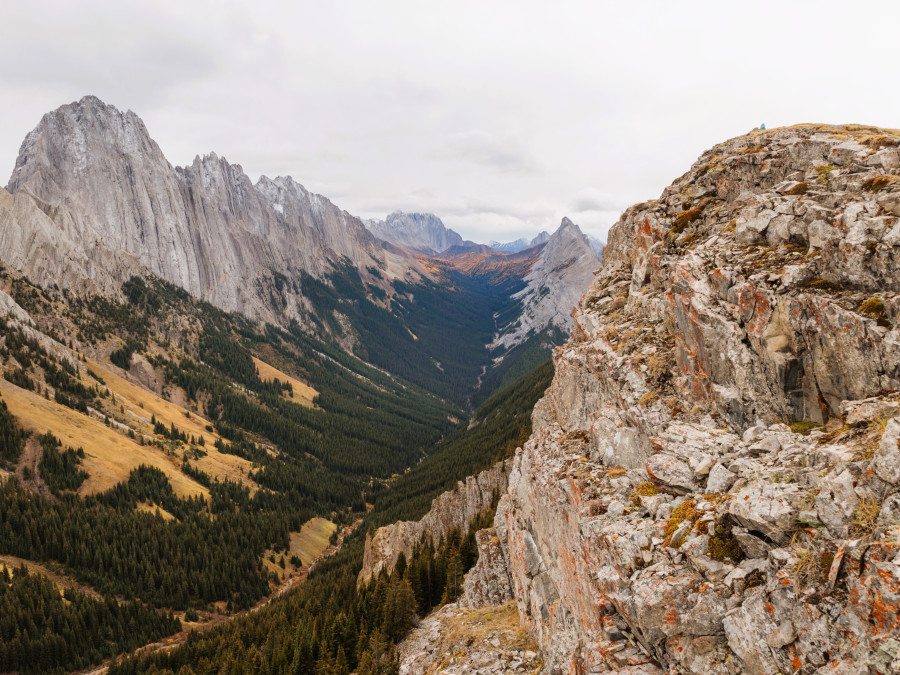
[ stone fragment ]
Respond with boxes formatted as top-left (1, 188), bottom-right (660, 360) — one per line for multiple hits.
top-left (706, 462), bottom-right (737, 494)
top-left (668, 521), bottom-right (692, 549)
top-left (735, 208), bottom-right (775, 243)
top-left (748, 434), bottom-right (781, 456)
top-left (640, 494), bottom-right (666, 518)
top-left (742, 425), bottom-right (765, 444)
top-left (691, 555), bottom-right (733, 582)
top-left (841, 397), bottom-right (900, 427)
top-left (724, 558), bottom-right (767, 592)
top-left (727, 483), bottom-right (799, 544)
top-left (732, 526), bottom-right (772, 559)
top-left (873, 419), bottom-right (900, 485)
top-left (815, 469), bottom-right (860, 538)
top-left (521, 530), bottom-right (546, 578)
top-left (680, 534), bottom-right (709, 558)
top-left (723, 590), bottom-right (795, 675)
top-left (645, 453), bottom-right (696, 493)
top-left (630, 567), bottom-right (729, 650)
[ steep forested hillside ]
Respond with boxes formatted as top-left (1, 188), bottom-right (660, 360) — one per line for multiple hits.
top-left (106, 357), bottom-right (552, 675)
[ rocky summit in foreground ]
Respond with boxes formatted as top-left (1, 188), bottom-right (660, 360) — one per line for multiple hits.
top-left (381, 124), bottom-right (900, 673)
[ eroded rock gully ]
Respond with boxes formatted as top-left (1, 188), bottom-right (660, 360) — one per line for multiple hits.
top-left (400, 125), bottom-right (900, 674)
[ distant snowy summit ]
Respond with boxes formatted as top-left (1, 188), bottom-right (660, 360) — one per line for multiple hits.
top-left (488, 231), bottom-right (550, 253)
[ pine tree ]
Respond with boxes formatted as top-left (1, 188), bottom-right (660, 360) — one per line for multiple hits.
top-left (442, 547), bottom-right (463, 604)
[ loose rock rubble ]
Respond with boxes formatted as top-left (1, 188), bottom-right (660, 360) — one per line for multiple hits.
top-left (397, 602), bottom-right (543, 675)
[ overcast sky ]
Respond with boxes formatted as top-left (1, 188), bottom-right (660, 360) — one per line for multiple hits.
top-left (1, 1), bottom-right (898, 243)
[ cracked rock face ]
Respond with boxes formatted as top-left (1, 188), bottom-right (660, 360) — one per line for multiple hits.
top-left (492, 125), bottom-right (900, 674)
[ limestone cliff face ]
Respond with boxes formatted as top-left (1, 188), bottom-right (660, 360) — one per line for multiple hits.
top-left (359, 460), bottom-right (512, 585)
top-left (492, 125), bottom-right (900, 673)
top-left (367, 211), bottom-right (464, 254)
top-left (3, 96), bottom-right (418, 320)
top-left (491, 218), bottom-right (600, 351)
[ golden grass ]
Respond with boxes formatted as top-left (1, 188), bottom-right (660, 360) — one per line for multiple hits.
top-left (433, 602), bottom-right (541, 672)
top-left (0, 378), bottom-right (208, 498)
top-left (193, 451), bottom-right (256, 491)
top-left (851, 496), bottom-right (880, 537)
top-left (262, 517), bottom-right (337, 582)
top-left (136, 501), bottom-right (176, 521)
top-left (88, 358), bottom-right (256, 491)
top-left (863, 175), bottom-right (900, 193)
top-left (290, 517), bottom-right (337, 563)
top-left (252, 357), bottom-right (317, 406)
top-left (88, 358), bottom-right (220, 442)
top-left (0, 554), bottom-right (101, 599)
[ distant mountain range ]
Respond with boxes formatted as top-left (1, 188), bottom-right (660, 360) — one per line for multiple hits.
top-left (367, 212), bottom-right (604, 258)
top-left (488, 232), bottom-right (549, 253)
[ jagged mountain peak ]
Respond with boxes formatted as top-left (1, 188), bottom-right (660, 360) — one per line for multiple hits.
top-left (549, 216), bottom-right (587, 243)
top-left (367, 211), bottom-right (463, 253)
top-left (1, 95), bottom-right (414, 320)
top-left (491, 216), bottom-right (600, 351)
top-left (8, 95), bottom-right (171, 202)
top-left (530, 230), bottom-right (550, 246)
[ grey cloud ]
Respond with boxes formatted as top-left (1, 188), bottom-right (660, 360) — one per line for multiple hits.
top-left (0, 5), bottom-right (220, 108)
top-left (572, 188), bottom-right (623, 214)
top-left (430, 132), bottom-right (534, 174)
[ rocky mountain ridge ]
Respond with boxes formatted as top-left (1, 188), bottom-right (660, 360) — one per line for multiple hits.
top-left (3, 96), bottom-right (419, 322)
top-left (491, 217), bottom-right (600, 351)
top-left (366, 211), bottom-right (465, 254)
top-left (1, 96), bottom-right (603, 396)
top-left (392, 123), bottom-right (900, 674)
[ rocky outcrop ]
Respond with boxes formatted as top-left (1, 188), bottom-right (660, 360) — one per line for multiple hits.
top-left (491, 218), bottom-right (600, 351)
top-left (359, 460), bottom-right (512, 585)
top-left (367, 211), bottom-right (464, 254)
top-left (459, 528), bottom-right (514, 609)
top-left (3, 96), bottom-right (419, 321)
top-left (493, 125), bottom-right (900, 673)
